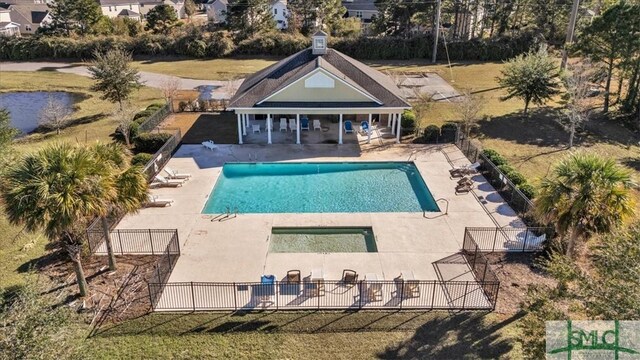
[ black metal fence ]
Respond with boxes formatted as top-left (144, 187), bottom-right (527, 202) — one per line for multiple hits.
top-left (464, 227), bottom-right (551, 253)
top-left (87, 228), bottom-right (179, 255)
top-left (461, 234), bottom-right (500, 308)
top-left (86, 215), bottom-right (124, 254)
top-left (142, 128), bottom-right (182, 181)
top-left (138, 104), bottom-right (171, 133)
top-left (148, 234), bottom-right (181, 308)
top-left (148, 278), bottom-right (499, 312)
top-left (455, 137), bottom-right (535, 215)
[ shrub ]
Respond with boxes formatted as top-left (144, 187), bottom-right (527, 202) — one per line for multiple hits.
top-left (517, 183), bottom-right (536, 199)
top-left (178, 101), bottom-right (188, 112)
top-left (423, 125), bottom-right (440, 143)
top-left (440, 122), bottom-right (458, 142)
top-left (133, 132), bottom-right (172, 153)
top-left (482, 149), bottom-right (507, 166)
top-left (146, 103), bottom-right (165, 111)
top-left (401, 109), bottom-right (416, 127)
top-left (497, 164), bottom-right (526, 186)
top-left (133, 109), bottom-right (156, 122)
top-left (131, 152), bottom-right (153, 166)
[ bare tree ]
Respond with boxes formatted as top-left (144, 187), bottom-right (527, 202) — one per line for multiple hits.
top-left (160, 77), bottom-right (181, 112)
top-left (454, 89), bottom-right (484, 138)
top-left (564, 61), bottom-right (593, 148)
top-left (221, 78), bottom-right (240, 110)
top-left (39, 96), bottom-right (71, 135)
top-left (112, 103), bottom-right (138, 148)
top-left (410, 86), bottom-right (434, 132)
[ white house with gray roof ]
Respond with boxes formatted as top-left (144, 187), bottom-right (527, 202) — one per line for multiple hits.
top-left (228, 31), bottom-right (410, 145)
top-left (99, 0), bottom-right (185, 20)
top-left (342, 0), bottom-right (378, 24)
top-left (205, 0), bottom-right (288, 29)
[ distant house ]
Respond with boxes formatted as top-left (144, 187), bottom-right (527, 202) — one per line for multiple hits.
top-left (99, 0), bottom-right (185, 20)
top-left (0, 8), bottom-right (20, 36)
top-left (0, 2), bottom-right (51, 35)
top-left (342, 0), bottom-right (378, 24)
top-left (205, 0), bottom-right (288, 29)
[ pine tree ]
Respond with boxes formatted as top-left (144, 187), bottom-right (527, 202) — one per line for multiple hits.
top-left (226, 0), bottom-right (275, 39)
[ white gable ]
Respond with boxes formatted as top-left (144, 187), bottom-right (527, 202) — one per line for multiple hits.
top-left (304, 72), bottom-right (335, 89)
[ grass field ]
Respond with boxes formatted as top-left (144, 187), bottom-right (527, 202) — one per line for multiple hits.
top-left (132, 57), bottom-right (281, 80)
top-left (82, 311), bottom-right (522, 359)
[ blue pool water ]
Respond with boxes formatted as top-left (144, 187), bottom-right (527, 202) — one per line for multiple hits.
top-left (202, 162), bottom-right (439, 214)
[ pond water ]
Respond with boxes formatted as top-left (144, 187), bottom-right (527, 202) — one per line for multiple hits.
top-left (0, 92), bottom-right (75, 134)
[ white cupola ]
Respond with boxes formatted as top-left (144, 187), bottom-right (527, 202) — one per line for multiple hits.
top-left (312, 30), bottom-right (328, 55)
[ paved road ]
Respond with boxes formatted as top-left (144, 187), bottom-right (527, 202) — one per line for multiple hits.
top-left (0, 62), bottom-right (244, 99)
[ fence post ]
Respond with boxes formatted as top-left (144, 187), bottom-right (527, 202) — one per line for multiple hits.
top-left (399, 280), bottom-right (404, 310)
top-left (430, 281), bottom-right (437, 310)
top-left (275, 281), bottom-right (279, 310)
top-left (233, 283), bottom-right (237, 310)
top-left (191, 281), bottom-right (196, 311)
top-left (462, 281), bottom-right (469, 310)
top-left (492, 228), bottom-right (498, 252)
top-left (482, 260), bottom-right (489, 283)
top-left (523, 230), bottom-right (530, 252)
top-left (149, 229), bottom-right (155, 255)
top-left (117, 230), bottom-right (124, 255)
top-left (472, 246), bottom-right (478, 270)
top-left (148, 284), bottom-right (155, 310)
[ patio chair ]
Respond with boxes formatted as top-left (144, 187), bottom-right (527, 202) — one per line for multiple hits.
top-left (505, 232), bottom-right (547, 250)
top-left (313, 119), bottom-right (321, 131)
top-left (457, 176), bottom-right (473, 186)
top-left (399, 270), bottom-right (420, 298)
top-left (300, 118), bottom-right (310, 131)
top-left (202, 140), bottom-right (216, 151)
top-left (279, 118), bottom-right (288, 132)
top-left (164, 166), bottom-right (191, 180)
top-left (365, 282), bottom-right (383, 302)
top-left (342, 269), bottom-right (358, 285)
top-left (151, 175), bottom-right (184, 188)
top-left (359, 121), bottom-right (369, 133)
top-left (288, 118), bottom-right (297, 131)
top-left (286, 270), bottom-right (301, 283)
top-left (145, 194), bottom-right (173, 207)
top-left (252, 124), bottom-right (261, 133)
top-left (449, 162), bottom-right (480, 178)
top-left (344, 120), bottom-right (354, 134)
top-left (455, 182), bottom-right (473, 194)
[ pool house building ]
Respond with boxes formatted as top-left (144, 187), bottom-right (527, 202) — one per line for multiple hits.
top-left (227, 31), bottom-right (411, 145)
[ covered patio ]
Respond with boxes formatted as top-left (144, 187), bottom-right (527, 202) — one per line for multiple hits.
top-left (235, 111), bottom-right (404, 145)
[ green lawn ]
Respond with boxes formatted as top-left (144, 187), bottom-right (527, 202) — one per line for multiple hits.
top-left (83, 311), bottom-right (523, 359)
top-left (132, 57), bottom-right (281, 80)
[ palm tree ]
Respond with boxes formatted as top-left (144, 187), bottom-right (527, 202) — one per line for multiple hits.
top-left (0, 144), bottom-right (114, 296)
top-left (536, 153), bottom-right (636, 257)
top-left (91, 143), bottom-right (148, 271)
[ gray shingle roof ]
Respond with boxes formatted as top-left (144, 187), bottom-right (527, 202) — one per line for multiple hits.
top-left (342, 0), bottom-right (378, 12)
top-left (229, 48), bottom-right (410, 109)
top-left (118, 8), bottom-right (139, 16)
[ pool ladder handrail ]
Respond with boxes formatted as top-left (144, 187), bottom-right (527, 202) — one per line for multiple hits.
top-left (211, 205), bottom-right (238, 222)
top-left (423, 198), bottom-right (449, 219)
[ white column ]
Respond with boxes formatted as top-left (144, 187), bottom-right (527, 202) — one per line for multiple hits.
top-left (395, 113), bottom-right (401, 143)
top-left (237, 113), bottom-right (243, 144)
top-left (296, 114), bottom-right (301, 144)
top-left (338, 114), bottom-right (343, 145)
top-left (242, 114), bottom-right (247, 136)
top-left (267, 114), bottom-right (272, 144)
top-left (387, 113), bottom-right (392, 128)
top-left (367, 113), bottom-right (372, 144)
top-left (391, 113), bottom-right (396, 135)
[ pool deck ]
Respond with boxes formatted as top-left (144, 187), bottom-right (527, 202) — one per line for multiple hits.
top-left (117, 143), bottom-right (523, 284)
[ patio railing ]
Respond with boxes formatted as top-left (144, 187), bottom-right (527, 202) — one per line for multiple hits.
top-left (148, 233), bottom-right (181, 308)
top-left (464, 227), bottom-right (552, 253)
top-left (149, 278), bottom-right (499, 312)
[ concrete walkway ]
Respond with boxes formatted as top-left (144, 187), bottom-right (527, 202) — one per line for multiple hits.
top-left (0, 61), bottom-right (244, 100)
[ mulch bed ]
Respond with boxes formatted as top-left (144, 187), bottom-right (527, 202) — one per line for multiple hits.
top-left (36, 250), bottom-right (160, 327)
top-left (485, 252), bottom-right (556, 315)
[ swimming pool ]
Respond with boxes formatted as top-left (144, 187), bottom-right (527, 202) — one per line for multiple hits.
top-left (202, 162), bottom-right (439, 214)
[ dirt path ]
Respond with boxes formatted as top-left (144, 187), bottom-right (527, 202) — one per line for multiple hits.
top-left (0, 62), bottom-right (244, 99)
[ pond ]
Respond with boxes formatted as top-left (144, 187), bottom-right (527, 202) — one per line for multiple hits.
top-left (0, 91), bottom-right (75, 134)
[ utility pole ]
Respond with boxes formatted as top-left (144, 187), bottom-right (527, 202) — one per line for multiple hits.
top-left (432, 0), bottom-right (442, 63)
top-left (561, 0), bottom-right (581, 71)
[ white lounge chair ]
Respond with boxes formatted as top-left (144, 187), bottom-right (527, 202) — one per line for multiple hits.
top-left (313, 119), bottom-right (321, 131)
top-left (513, 231), bottom-right (547, 250)
top-left (163, 166), bottom-right (191, 180)
top-left (151, 175), bottom-right (184, 188)
top-left (288, 118), bottom-right (296, 131)
top-left (146, 194), bottom-right (173, 207)
top-left (279, 118), bottom-right (287, 132)
top-left (252, 124), bottom-right (261, 133)
top-left (449, 162), bottom-right (480, 177)
top-left (202, 140), bottom-right (216, 151)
